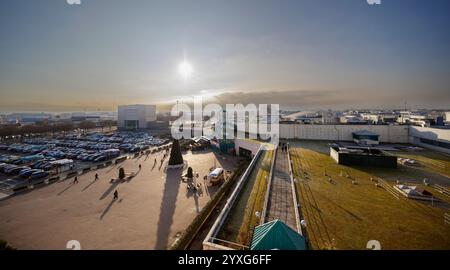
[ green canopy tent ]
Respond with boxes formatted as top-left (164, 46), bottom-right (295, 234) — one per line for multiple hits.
top-left (251, 219), bottom-right (307, 250)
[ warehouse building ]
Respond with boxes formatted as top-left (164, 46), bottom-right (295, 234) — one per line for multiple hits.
top-left (118, 104), bottom-right (156, 130)
top-left (330, 145), bottom-right (397, 168)
top-left (409, 126), bottom-right (450, 154)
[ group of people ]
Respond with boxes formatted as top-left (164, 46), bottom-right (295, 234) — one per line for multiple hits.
top-left (71, 172), bottom-right (119, 200)
top-left (72, 173), bottom-right (99, 185)
top-left (187, 181), bottom-right (203, 196)
top-left (280, 142), bottom-right (289, 152)
top-left (69, 149), bottom-right (173, 201)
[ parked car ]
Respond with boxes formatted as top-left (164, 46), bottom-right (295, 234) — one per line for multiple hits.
top-left (30, 171), bottom-right (49, 179)
top-left (0, 163), bottom-right (9, 173)
top-left (5, 166), bottom-right (26, 175)
top-left (19, 168), bottom-right (38, 178)
top-left (94, 156), bottom-right (107, 162)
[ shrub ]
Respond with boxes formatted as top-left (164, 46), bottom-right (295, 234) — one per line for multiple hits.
top-left (118, 167), bottom-right (125, 179)
top-left (0, 240), bottom-right (15, 250)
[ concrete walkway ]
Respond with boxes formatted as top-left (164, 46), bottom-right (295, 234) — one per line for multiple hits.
top-left (265, 147), bottom-right (297, 230)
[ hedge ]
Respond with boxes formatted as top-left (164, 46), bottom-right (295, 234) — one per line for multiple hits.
top-left (0, 240), bottom-right (16, 250)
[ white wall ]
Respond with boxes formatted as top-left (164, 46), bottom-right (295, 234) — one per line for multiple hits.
top-left (409, 126), bottom-right (450, 154)
top-left (280, 124), bottom-right (409, 143)
top-left (145, 105), bottom-right (157, 122)
top-left (410, 126), bottom-right (450, 141)
top-left (330, 147), bottom-right (339, 163)
top-left (118, 104), bottom-right (156, 129)
top-left (234, 139), bottom-right (261, 157)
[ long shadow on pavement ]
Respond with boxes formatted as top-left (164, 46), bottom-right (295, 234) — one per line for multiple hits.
top-left (82, 179), bottom-right (98, 192)
top-left (57, 183), bottom-right (75, 196)
top-left (185, 187), bottom-right (201, 213)
top-left (154, 167), bottom-right (182, 249)
top-left (100, 198), bottom-right (123, 220)
top-left (99, 180), bottom-right (122, 200)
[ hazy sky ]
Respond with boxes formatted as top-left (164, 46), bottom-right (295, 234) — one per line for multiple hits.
top-left (1, 0), bottom-right (449, 112)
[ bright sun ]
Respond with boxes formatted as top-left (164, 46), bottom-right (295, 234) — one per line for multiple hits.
top-left (178, 61), bottom-right (193, 79)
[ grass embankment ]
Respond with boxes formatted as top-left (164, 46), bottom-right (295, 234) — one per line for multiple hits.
top-left (290, 145), bottom-right (450, 250)
top-left (217, 150), bottom-right (274, 247)
top-left (236, 150), bottom-right (273, 245)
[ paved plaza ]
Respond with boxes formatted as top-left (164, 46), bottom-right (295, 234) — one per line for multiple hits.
top-left (0, 150), bottom-right (238, 249)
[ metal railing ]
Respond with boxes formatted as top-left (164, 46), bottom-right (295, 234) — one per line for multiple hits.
top-left (286, 143), bottom-right (303, 235)
top-left (444, 213), bottom-right (450, 225)
top-left (434, 184), bottom-right (450, 198)
top-left (378, 178), bottom-right (400, 200)
top-left (210, 237), bottom-right (249, 250)
top-left (260, 148), bottom-right (277, 225)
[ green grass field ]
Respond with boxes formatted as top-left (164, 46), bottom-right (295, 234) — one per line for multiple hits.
top-left (290, 141), bottom-right (450, 250)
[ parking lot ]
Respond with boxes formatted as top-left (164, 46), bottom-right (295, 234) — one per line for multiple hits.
top-left (0, 131), bottom-right (167, 192)
top-left (0, 148), bottom-right (238, 249)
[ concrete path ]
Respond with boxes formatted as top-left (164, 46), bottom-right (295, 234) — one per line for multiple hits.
top-left (265, 147), bottom-right (297, 230)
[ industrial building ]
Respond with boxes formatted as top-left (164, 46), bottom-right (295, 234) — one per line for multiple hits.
top-left (409, 126), bottom-right (450, 154)
top-left (330, 145), bottom-right (398, 168)
top-left (352, 130), bottom-right (380, 146)
top-left (117, 104), bottom-right (156, 130)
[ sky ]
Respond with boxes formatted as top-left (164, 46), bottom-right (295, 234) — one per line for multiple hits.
top-left (0, 0), bottom-right (449, 112)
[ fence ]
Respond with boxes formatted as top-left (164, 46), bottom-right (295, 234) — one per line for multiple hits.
top-left (377, 178), bottom-right (400, 199)
top-left (208, 237), bottom-right (249, 250)
top-left (260, 147), bottom-right (277, 225)
top-left (434, 184), bottom-right (450, 198)
top-left (444, 213), bottom-right (450, 225)
top-left (286, 143), bottom-right (303, 236)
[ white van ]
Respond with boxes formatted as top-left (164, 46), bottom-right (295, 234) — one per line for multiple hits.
top-left (208, 168), bottom-right (225, 186)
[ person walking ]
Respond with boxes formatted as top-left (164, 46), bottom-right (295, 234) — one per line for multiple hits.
top-left (113, 190), bottom-right (118, 200)
top-left (95, 173), bottom-right (99, 181)
top-left (139, 164), bottom-right (142, 170)
top-left (73, 176), bottom-right (78, 184)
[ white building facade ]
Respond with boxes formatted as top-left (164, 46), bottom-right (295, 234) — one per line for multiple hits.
top-left (409, 126), bottom-right (450, 154)
top-left (118, 104), bottom-right (156, 130)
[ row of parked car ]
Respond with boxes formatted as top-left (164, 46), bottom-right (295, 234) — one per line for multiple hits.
top-left (56, 131), bottom-right (165, 145)
top-left (0, 143), bottom-right (47, 154)
top-left (0, 154), bottom-right (22, 164)
top-left (29, 158), bottom-right (60, 171)
top-left (26, 131), bottom-right (166, 151)
top-left (2, 141), bottom-right (122, 162)
top-left (0, 163), bottom-right (49, 179)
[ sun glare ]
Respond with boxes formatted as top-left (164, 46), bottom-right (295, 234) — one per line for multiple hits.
top-left (178, 61), bottom-right (193, 79)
